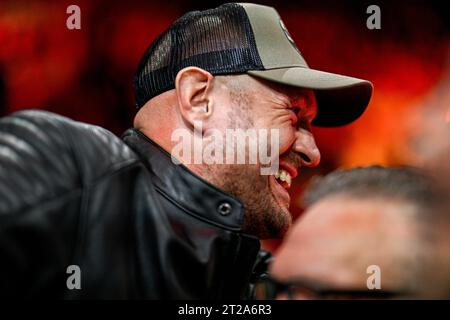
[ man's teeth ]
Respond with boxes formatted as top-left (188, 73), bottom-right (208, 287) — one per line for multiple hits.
top-left (274, 169), bottom-right (291, 187)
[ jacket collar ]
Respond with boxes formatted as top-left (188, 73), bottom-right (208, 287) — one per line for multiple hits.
top-left (122, 128), bottom-right (246, 232)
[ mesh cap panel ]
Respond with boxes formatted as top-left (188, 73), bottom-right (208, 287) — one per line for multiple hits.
top-left (134, 3), bottom-right (264, 108)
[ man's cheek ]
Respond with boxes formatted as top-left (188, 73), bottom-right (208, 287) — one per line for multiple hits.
top-left (277, 128), bottom-right (295, 154)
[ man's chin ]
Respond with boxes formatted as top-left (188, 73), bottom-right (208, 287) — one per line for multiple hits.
top-left (271, 184), bottom-right (293, 233)
top-left (261, 201), bottom-right (292, 239)
top-left (274, 208), bottom-right (292, 238)
top-left (237, 174), bottom-right (293, 239)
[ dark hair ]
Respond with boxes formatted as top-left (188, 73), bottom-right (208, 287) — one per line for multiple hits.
top-left (302, 165), bottom-right (436, 209)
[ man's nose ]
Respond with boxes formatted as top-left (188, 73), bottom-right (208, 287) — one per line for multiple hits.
top-left (293, 128), bottom-right (321, 167)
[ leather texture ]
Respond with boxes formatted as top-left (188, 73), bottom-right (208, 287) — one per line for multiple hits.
top-left (0, 110), bottom-right (262, 299)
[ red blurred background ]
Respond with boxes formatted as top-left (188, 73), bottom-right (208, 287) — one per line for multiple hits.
top-left (1, 0), bottom-right (449, 248)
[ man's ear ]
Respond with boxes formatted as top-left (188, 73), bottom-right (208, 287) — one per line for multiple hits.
top-left (175, 67), bottom-right (214, 130)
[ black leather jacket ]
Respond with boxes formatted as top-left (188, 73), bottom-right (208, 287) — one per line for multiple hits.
top-left (0, 110), bottom-right (263, 299)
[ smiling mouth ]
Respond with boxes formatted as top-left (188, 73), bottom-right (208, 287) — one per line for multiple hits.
top-left (274, 169), bottom-right (292, 188)
top-left (269, 163), bottom-right (298, 209)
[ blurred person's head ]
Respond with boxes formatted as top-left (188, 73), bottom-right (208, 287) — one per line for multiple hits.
top-left (408, 86), bottom-right (450, 220)
top-left (131, 3), bottom-right (372, 239)
top-left (270, 166), bottom-right (450, 299)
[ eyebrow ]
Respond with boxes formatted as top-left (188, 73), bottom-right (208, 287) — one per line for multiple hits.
top-left (290, 93), bottom-right (318, 119)
top-left (272, 85), bottom-right (318, 120)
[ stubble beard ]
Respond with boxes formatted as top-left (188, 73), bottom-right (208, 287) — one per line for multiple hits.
top-left (203, 162), bottom-right (292, 239)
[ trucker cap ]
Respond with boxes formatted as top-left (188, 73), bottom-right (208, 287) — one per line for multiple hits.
top-left (134, 2), bottom-right (373, 127)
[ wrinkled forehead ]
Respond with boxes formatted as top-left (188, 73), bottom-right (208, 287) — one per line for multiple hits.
top-left (295, 195), bottom-right (419, 242)
top-left (271, 196), bottom-right (420, 286)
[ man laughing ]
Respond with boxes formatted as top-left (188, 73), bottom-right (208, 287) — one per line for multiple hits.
top-left (0, 3), bottom-right (372, 298)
